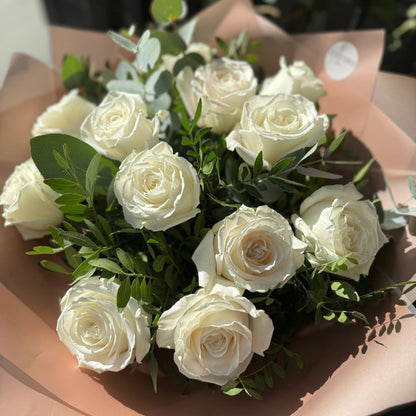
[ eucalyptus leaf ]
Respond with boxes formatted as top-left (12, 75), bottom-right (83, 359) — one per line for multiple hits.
top-left (178, 18), bottom-right (198, 45)
top-left (108, 31), bottom-right (137, 52)
top-left (381, 209), bottom-right (408, 230)
top-left (173, 53), bottom-right (205, 76)
top-left (136, 38), bottom-right (161, 73)
top-left (106, 79), bottom-right (145, 95)
top-left (151, 0), bottom-right (183, 23)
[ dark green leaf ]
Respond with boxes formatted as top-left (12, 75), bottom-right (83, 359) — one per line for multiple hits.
top-left (83, 219), bottom-right (107, 246)
top-left (253, 151), bottom-right (263, 177)
top-left (270, 157), bottom-right (296, 174)
top-left (173, 53), bottom-right (205, 76)
top-left (65, 246), bottom-right (82, 269)
top-left (44, 178), bottom-right (81, 194)
top-left (131, 277), bottom-right (141, 301)
top-left (331, 281), bottom-right (360, 302)
top-left (117, 278), bottom-right (131, 310)
top-left (297, 166), bottom-right (342, 180)
top-left (116, 248), bottom-right (137, 273)
top-left (215, 37), bottom-right (229, 54)
top-left (60, 231), bottom-right (99, 249)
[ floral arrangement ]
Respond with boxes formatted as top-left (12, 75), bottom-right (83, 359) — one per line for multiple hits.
top-left (1, 0), bottom-right (414, 400)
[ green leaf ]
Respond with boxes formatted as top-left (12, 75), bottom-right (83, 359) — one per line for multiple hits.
top-left (146, 69), bottom-right (173, 96)
top-left (272, 363), bottom-right (285, 379)
top-left (83, 219), bottom-right (107, 246)
top-left (61, 55), bottom-right (85, 90)
top-left (116, 248), bottom-right (137, 273)
top-left (26, 245), bottom-right (61, 255)
top-left (323, 130), bottom-right (347, 158)
top-left (245, 388), bottom-right (263, 400)
top-left (151, 0), bottom-right (182, 23)
top-left (153, 254), bottom-right (168, 273)
top-left (149, 353), bottom-right (159, 393)
top-left (337, 311), bottom-right (348, 323)
top-left (353, 158), bottom-right (374, 183)
top-left (44, 178), bottom-right (81, 194)
top-left (263, 367), bottom-right (274, 388)
top-left (89, 258), bottom-right (125, 275)
top-left (331, 280), bottom-right (360, 302)
top-left (131, 277), bottom-right (141, 301)
top-left (55, 194), bottom-right (86, 205)
top-left (190, 99), bottom-right (202, 132)
top-left (140, 279), bottom-right (153, 303)
top-left (40, 260), bottom-right (69, 274)
top-left (53, 149), bottom-right (70, 170)
top-left (323, 312), bottom-right (336, 321)
top-left (60, 231), bottom-right (99, 249)
top-left (270, 157), bottom-right (296, 174)
top-left (65, 246), bottom-right (82, 269)
top-left (295, 355), bottom-right (304, 369)
top-left (85, 153), bottom-right (101, 206)
top-left (151, 30), bottom-right (186, 55)
top-left (223, 387), bottom-right (243, 396)
top-left (59, 204), bottom-right (87, 215)
top-left (117, 278), bottom-right (131, 311)
top-left (297, 166), bottom-right (342, 180)
top-left (253, 151), bottom-right (263, 177)
top-left (215, 37), bottom-right (229, 55)
top-left (108, 31), bottom-right (137, 52)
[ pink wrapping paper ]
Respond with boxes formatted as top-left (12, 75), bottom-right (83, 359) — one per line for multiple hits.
top-left (1, 1), bottom-right (415, 415)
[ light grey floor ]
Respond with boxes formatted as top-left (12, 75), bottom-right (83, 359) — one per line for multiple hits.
top-left (0, 0), bottom-right (51, 87)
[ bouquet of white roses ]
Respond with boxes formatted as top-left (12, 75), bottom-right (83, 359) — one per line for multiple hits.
top-left (1, 0), bottom-right (414, 401)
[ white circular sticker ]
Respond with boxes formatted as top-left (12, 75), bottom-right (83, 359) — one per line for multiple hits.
top-left (324, 41), bottom-right (359, 81)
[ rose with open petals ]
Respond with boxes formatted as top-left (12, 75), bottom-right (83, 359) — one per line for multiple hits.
top-left (156, 285), bottom-right (273, 386)
top-left (176, 58), bottom-right (257, 133)
top-left (0, 158), bottom-right (63, 240)
top-left (80, 91), bottom-right (165, 161)
top-left (114, 142), bottom-right (200, 231)
top-left (193, 205), bottom-right (306, 292)
top-left (225, 94), bottom-right (328, 170)
top-left (260, 56), bottom-right (326, 102)
top-left (31, 89), bottom-right (95, 139)
top-left (292, 183), bottom-right (389, 281)
top-left (57, 277), bottom-right (151, 373)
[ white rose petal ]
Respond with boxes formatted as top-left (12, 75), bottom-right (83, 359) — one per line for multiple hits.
top-left (31, 89), bottom-right (95, 139)
top-left (176, 58), bottom-right (257, 134)
top-left (193, 205), bottom-right (306, 292)
top-left (260, 56), bottom-right (326, 102)
top-left (80, 91), bottom-right (163, 161)
top-left (0, 158), bottom-right (63, 240)
top-left (156, 287), bottom-right (273, 386)
top-left (291, 183), bottom-right (389, 281)
top-left (57, 277), bottom-right (151, 373)
top-left (114, 142), bottom-right (200, 231)
top-left (225, 94), bottom-right (328, 170)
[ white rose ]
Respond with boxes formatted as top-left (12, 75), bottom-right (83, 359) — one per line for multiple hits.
top-left (161, 42), bottom-right (214, 73)
top-left (0, 158), bottom-right (63, 240)
top-left (31, 89), bottom-right (95, 139)
top-left (114, 142), bottom-right (200, 231)
top-left (291, 183), bottom-right (389, 281)
top-left (176, 58), bottom-right (257, 134)
top-left (225, 94), bottom-right (328, 170)
top-left (80, 91), bottom-right (165, 161)
top-left (260, 56), bottom-right (326, 102)
top-left (56, 277), bottom-right (151, 373)
top-left (156, 285), bottom-right (273, 386)
top-left (193, 205), bottom-right (306, 293)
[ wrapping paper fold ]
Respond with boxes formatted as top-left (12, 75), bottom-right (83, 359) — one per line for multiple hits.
top-left (1, 1), bottom-right (415, 415)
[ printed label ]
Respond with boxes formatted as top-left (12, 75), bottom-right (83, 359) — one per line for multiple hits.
top-left (324, 41), bottom-right (359, 80)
